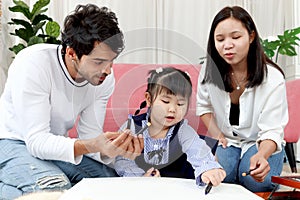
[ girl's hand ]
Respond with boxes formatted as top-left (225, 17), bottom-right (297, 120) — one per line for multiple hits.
top-left (143, 167), bottom-right (160, 177)
top-left (201, 168), bottom-right (226, 186)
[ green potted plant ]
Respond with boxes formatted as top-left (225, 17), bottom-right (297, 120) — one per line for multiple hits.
top-left (8, 0), bottom-right (61, 55)
top-left (260, 27), bottom-right (300, 63)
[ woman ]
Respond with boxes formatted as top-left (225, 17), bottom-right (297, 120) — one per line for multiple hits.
top-left (196, 6), bottom-right (288, 192)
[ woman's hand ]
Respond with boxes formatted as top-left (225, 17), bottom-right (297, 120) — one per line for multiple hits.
top-left (248, 152), bottom-right (270, 182)
top-left (201, 168), bottom-right (226, 186)
top-left (248, 139), bottom-right (276, 182)
top-left (218, 134), bottom-right (228, 148)
top-left (143, 167), bottom-right (160, 177)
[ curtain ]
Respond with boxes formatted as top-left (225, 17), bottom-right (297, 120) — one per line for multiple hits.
top-left (0, 0), bottom-right (6, 95)
top-left (293, 0), bottom-right (300, 79)
top-left (0, 0), bottom-right (16, 95)
top-left (45, 0), bottom-right (295, 65)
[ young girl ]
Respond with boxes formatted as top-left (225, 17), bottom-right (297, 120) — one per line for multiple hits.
top-left (114, 67), bottom-right (226, 187)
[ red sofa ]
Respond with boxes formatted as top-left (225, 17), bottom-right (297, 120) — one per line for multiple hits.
top-left (68, 63), bottom-right (208, 137)
top-left (103, 63), bottom-right (207, 134)
top-left (284, 78), bottom-right (300, 173)
top-left (68, 63), bottom-right (218, 151)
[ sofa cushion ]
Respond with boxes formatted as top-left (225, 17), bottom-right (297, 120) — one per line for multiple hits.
top-left (103, 63), bottom-right (208, 135)
top-left (284, 79), bottom-right (300, 143)
top-left (68, 63), bottom-right (208, 138)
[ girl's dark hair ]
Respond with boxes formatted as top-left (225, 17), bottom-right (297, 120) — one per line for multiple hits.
top-left (134, 67), bottom-right (192, 116)
top-left (202, 6), bottom-right (284, 92)
top-left (61, 4), bottom-right (124, 59)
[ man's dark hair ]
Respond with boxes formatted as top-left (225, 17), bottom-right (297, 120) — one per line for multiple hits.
top-left (61, 4), bottom-right (124, 59)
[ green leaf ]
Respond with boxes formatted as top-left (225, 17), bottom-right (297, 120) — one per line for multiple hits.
top-left (45, 37), bottom-right (61, 44)
top-left (8, 5), bottom-right (31, 19)
top-left (261, 26), bottom-right (300, 62)
top-left (31, 8), bottom-right (48, 22)
top-left (9, 43), bottom-right (26, 55)
top-left (278, 46), bottom-right (297, 56)
top-left (46, 21), bottom-right (60, 38)
top-left (9, 19), bottom-right (32, 30)
top-left (32, 0), bottom-right (50, 15)
top-left (32, 21), bottom-right (46, 35)
top-left (264, 49), bottom-right (275, 59)
top-left (9, 0), bottom-right (63, 55)
top-left (293, 27), bottom-right (300, 35)
top-left (267, 40), bottom-right (280, 50)
top-left (261, 38), bottom-right (278, 59)
top-left (12, 0), bottom-right (29, 7)
top-left (32, 14), bottom-right (52, 25)
top-left (15, 28), bottom-right (34, 42)
top-left (27, 36), bottom-right (45, 46)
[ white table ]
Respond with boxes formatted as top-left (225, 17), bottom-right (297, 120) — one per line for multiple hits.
top-left (59, 177), bottom-right (263, 200)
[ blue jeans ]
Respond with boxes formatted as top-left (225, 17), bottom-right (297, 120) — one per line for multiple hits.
top-left (0, 139), bottom-right (117, 200)
top-left (216, 144), bottom-right (284, 193)
top-left (52, 155), bottom-right (118, 186)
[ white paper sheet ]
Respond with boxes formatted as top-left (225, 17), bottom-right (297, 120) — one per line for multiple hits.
top-left (59, 177), bottom-right (263, 200)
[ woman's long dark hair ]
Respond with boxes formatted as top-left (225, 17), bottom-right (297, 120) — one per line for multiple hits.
top-left (202, 6), bottom-right (284, 92)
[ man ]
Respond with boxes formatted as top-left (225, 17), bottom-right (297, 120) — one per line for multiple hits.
top-left (0, 4), bottom-right (143, 199)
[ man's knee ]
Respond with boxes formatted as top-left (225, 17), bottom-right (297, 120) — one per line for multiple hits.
top-left (35, 174), bottom-right (71, 192)
top-left (0, 175), bottom-right (71, 199)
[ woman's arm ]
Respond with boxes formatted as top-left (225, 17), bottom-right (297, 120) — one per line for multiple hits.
top-left (248, 139), bottom-right (277, 182)
top-left (200, 113), bottom-right (227, 147)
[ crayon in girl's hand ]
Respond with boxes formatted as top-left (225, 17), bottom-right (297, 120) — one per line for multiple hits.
top-left (151, 169), bottom-right (156, 176)
top-left (205, 182), bottom-right (213, 195)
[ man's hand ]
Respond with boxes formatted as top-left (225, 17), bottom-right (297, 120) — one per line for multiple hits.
top-left (121, 134), bottom-right (144, 160)
top-left (74, 130), bottom-right (144, 159)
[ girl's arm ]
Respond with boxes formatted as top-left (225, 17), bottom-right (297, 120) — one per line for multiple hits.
top-left (201, 168), bottom-right (226, 186)
top-left (113, 156), bottom-right (145, 177)
top-left (179, 123), bottom-right (224, 185)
